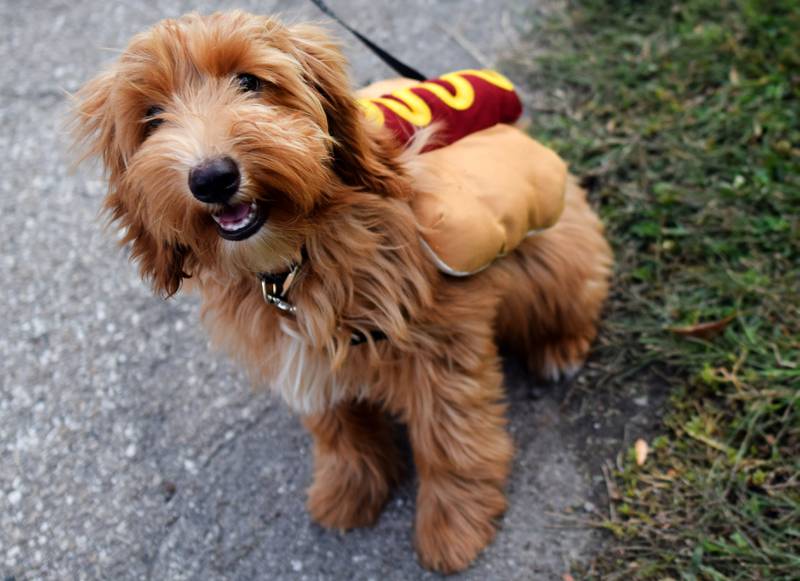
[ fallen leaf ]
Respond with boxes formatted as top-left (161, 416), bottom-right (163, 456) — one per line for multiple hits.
top-left (635, 439), bottom-right (649, 466)
top-left (562, 574), bottom-right (575, 581)
top-left (669, 314), bottom-right (735, 340)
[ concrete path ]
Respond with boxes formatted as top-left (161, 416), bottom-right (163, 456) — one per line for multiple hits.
top-left (0, 1), bottom-right (654, 579)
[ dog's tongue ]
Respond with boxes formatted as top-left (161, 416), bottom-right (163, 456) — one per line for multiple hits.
top-left (215, 202), bottom-right (250, 226)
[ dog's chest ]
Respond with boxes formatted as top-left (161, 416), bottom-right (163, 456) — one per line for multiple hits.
top-left (268, 323), bottom-right (348, 415)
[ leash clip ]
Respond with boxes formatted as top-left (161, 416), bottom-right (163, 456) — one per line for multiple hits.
top-left (259, 263), bottom-right (300, 314)
top-left (257, 257), bottom-right (387, 346)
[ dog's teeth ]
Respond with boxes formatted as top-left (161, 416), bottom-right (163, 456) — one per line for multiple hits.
top-left (221, 211), bottom-right (256, 231)
top-left (213, 203), bottom-right (258, 233)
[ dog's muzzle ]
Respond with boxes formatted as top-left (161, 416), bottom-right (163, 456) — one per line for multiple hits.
top-left (188, 156), bottom-right (268, 241)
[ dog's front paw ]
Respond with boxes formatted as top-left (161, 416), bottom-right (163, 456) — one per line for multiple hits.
top-left (307, 456), bottom-right (393, 530)
top-left (414, 479), bottom-right (507, 573)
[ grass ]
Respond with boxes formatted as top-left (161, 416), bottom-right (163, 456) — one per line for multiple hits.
top-left (514, 0), bottom-right (800, 578)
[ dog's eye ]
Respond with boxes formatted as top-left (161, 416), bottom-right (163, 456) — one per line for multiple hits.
top-left (144, 106), bottom-right (165, 135)
top-left (235, 73), bottom-right (263, 93)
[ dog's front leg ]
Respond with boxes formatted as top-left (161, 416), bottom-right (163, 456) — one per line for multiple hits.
top-left (406, 345), bottom-right (514, 573)
top-left (303, 400), bottom-right (400, 530)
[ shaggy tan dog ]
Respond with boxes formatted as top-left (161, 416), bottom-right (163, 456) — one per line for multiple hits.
top-left (73, 11), bottom-right (612, 573)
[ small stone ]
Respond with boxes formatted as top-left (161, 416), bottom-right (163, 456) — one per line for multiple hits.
top-left (8, 490), bottom-right (22, 505)
top-left (290, 559), bottom-right (303, 572)
top-left (160, 480), bottom-right (177, 503)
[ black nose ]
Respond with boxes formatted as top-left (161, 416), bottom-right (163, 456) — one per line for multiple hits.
top-left (188, 156), bottom-right (240, 203)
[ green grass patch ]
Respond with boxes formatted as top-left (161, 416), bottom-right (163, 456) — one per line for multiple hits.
top-left (517, 0), bottom-right (800, 578)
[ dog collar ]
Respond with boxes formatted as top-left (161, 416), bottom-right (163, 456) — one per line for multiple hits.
top-left (257, 252), bottom-right (385, 346)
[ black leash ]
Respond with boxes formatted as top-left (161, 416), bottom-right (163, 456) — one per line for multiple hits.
top-left (308, 0), bottom-right (427, 81)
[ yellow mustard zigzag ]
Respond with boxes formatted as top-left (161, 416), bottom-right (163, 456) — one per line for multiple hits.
top-left (357, 69), bottom-right (515, 127)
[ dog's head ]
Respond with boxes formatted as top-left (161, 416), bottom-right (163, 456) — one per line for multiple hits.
top-left (73, 11), bottom-right (396, 296)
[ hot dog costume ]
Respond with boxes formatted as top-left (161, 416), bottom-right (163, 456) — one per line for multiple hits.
top-left (356, 70), bottom-right (567, 276)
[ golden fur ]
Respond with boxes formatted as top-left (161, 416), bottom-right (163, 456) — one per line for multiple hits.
top-left (73, 11), bottom-right (612, 573)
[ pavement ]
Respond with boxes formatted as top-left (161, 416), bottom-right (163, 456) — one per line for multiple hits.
top-left (0, 1), bottom-right (662, 579)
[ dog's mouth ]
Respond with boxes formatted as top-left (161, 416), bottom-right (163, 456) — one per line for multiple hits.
top-left (211, 201), bottom-right (268, 241)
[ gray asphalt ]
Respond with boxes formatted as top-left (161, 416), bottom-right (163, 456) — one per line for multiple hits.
top-left (0, 1), bottom-right (655, 579)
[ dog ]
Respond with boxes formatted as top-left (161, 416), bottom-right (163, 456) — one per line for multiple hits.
top-left (72, 11), bottom-right (612, 573)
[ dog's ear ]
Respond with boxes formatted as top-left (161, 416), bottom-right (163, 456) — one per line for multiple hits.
top-left (71, 69), bottom-right (125, 178)
top-left (104, 191), bottom-right (192, 298)
top-left (72, 69), bottom-right (190, 298)
top-left (286, 24), bottom-right (406, 193)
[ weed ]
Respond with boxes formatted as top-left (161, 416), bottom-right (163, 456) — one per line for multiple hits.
top-left (516, 0), bottom-right (800, 577)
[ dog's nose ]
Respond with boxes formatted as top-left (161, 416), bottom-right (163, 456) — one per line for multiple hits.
top-left (188, 156), bottom-right (241, 203)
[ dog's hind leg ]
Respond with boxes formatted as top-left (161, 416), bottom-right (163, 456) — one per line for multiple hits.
top-left (493, 179), bottom-right (613, 382)
top-left (303, 400), bottom-right (400, 530)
